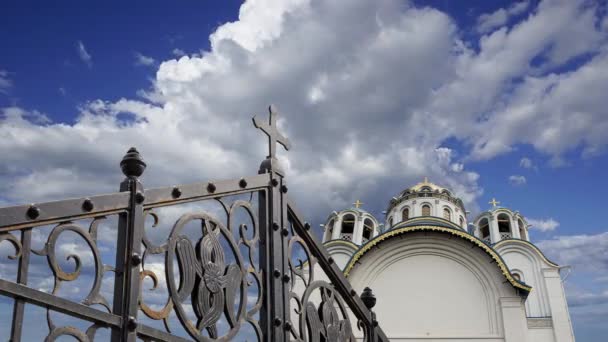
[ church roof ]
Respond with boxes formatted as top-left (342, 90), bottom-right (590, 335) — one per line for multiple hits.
top-left (405, 177), bottom-right (451, 193)
top-left (343, 224), bottom-right (532, 297)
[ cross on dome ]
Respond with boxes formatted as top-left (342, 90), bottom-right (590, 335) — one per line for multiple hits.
top-left (353, 200), bottom-right (364, 209)
top-left (489, 198), bottom-right (500, 208)
top-left (252, 105), bottom-right (292, 159)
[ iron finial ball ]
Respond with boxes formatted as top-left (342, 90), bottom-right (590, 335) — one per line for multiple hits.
top-left (361, 287), bottom-right (377, 310)
top-left (120, 147), bottom-right (146, 178)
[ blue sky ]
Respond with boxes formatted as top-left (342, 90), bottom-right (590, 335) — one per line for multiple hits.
top-left (1, 0), bottom-right (608, 340)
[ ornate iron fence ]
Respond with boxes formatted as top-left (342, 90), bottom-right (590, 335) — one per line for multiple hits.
top-left (0, 106), bottom-right (388, 341)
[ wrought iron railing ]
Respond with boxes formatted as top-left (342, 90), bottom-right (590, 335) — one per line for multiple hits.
top-left (0, 106), bottom-right (388, 341)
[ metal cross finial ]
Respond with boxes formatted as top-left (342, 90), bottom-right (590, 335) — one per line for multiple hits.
top-left (353, 200), bottom-right (364, 209)
top-left (423, 176), bottom-right (429, 183)
top-left (489, 198), bottom-right (500, 208)
top-left (252, 105), bottom-right (292, 160)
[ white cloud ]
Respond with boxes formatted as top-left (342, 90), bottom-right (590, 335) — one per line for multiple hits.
top-left (77, 41), bottom-right (92, 67)
top-left (519, 157), bottom-right (534, 169)
top-left (134, 52), bottom-right (156, 66)
top-left (58, 87), bottom-right (67, 96)
top-left (0, 0), bottom-right (607, 225)
top-left (528, 218), bottom-right (559, 232)
top-left (477, 1), bottom-right (529, 34)
top-left (508, 175), bottom-right (526, 186)
top-left (0, 70), bottom-right (12, 94)
top-left (172, 48), bottom-right (186, 57)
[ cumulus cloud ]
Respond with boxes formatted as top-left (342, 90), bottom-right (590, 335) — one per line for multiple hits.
top-left (172, 48), bottom-right (186, 57)
top-left (0, 69), bottom-right (12, 94)
top-left (134, 52), bottom-right (156, 66)
top-left (1, 0), bottom-right (607, 226)
top-left (77, 41), bottom-right (92, 67)
top-left (537, 232), bottom-right (608, 271)
top-left (477, 1), bottom-right (530, 34)
top-left (528, 218), bottom-right (559, 231)
top-left (537, 232), bottom-right (608, 322)
top-left (519, 157), bottom-right (534, 169)
top-left (508, 175), bottom-right (527, 186)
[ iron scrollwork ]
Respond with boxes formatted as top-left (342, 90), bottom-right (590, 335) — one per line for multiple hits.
top-left (28, 217), bottom-right (113, 341)
top-left (139, 198), bottom-right (262, 341)
top-left (287, 222), bottom-right (357, 342)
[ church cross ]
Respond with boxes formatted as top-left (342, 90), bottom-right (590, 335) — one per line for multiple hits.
top-left (489, 198), bottom-right (500, 208)
top-left (252, 105), bottom-right (292, 159)
top-left (353, 200), bottom-right (364, 209)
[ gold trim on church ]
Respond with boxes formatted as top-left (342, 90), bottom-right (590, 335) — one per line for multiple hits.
top-left (343, 224), bottom-right (533, 293)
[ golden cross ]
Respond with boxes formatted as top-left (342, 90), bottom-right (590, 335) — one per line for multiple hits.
top-left (353, 200), bottom-right (364, 209)
top-left (489, 198), bottom-right (500, 208)
top-left (423, 176), bottom-right (429, 183)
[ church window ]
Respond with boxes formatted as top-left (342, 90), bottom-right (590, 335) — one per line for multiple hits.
top-left (402, 207), bottom-right (409, 221)
top-left (422, 204), bottom-right (431, 216)
top-left (459, 216), bottom-right (465, 228)
top-left (363, 218), bottom-right (374, 241)
top-left (443, 207), bottom-right (451, 220)
top-left (341, 214), bottom-right (355, 241)
top-left (518, 219), bottom-right (525, 239)
top-left (497, 213), bottom-right (512, 239)
top-left (513, 273), bottom-right (522, 281)
top-left (479, 218), bottom-right (490, 240)
top-left (388, 216), bottom-right (393, 227)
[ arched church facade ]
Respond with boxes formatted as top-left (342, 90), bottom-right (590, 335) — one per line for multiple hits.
top-left (315, 178), bottom-right (575, 342)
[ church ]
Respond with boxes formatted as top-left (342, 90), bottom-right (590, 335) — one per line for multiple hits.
top-left (318, 178), bottom-right (575, 342)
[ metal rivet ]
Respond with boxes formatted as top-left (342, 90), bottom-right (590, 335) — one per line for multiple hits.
top-left (127, 316), bottom-right (138, 330)
top-left (207, 183), bottom-right (216, 193)
top-left (26, 206), bottom-right (40, 220)
top-left (280, 185), bottom-right (288, 193)
top-left (304, 222), bottom-right (311, 230)
top-left (271, 179), bottom-right (279, 187)
top-left (172, 187), bottom-right (182, 198)
top-left (273, 269), bottom-right (281, 278)
top-left (350, 289), bottom-right (357, 296)
top-left (135, 192), bottom-right (145, 204)
top-left (284, 321), bottom-right (292, 331)
top-left (274, 317), bottom-right (282, 326)
top-left (328, 257), bottom-right (334, 264)
top-left (131, 253), bottom-right (142, 266)
top-left (239, 178), bottom-right (247, 188)
top-left (282, 274), bottom-right (290, 283)
top-left (82, 199), bottom-right (94, 212)
top-left (282, 228), bottom-right (289, 237)
top-left (272, 222), bottom-right (280, 231)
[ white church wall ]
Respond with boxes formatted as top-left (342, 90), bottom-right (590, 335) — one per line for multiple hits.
top-left (345, 232), bottom-right (531, 341)
top-left (543, 269), bottom-right (576, 342)
top-left (494, 240), bottom-right (575, 342)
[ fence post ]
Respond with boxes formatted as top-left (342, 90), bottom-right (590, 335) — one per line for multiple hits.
top-left (253, 105), bottom-right (292, 341)
top-left (361, 287), bottom-right (378, 342)
top-left (111, 147), bottom-right (146, 341)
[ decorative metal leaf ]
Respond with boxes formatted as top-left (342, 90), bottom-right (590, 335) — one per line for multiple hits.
top-left (176, 235), bottom-right (198, 302)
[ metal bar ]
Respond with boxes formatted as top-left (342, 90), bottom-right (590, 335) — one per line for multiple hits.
top-left (278, 177), bottom-right (291, 340)
top-left (257, 186), bottom-right (274, 342)
top-left (136, 324), bottom-right (193, 342)
top-left (10, 228), bottom-right (31, 342)
top-left (0, 192), bottom-right (129, 231)
top-left (286, 198), bottom-right (373, 324)
top-left (0, 279), bottom-right (121, 327)
top-left (143, 173), bottom-right (271, 209)
top-left (111, 177), bottom-right (144, 342)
